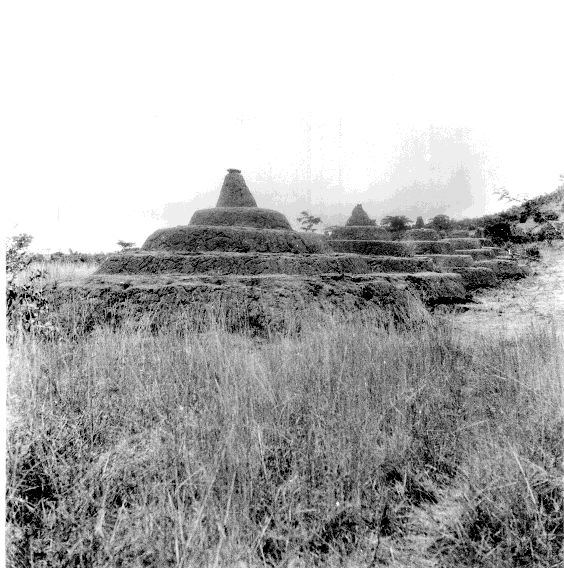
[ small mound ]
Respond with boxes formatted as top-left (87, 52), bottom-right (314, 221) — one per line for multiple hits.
top-left (143, 226), bottom-right (329, 254)
top-left (346, 204), bottom-right (374, 226)
top-left (402, 228), bottom-right (440, 241)
top-left (190, 207), bottom-right (292, 230)
top-left (330, 240), bottom-right (414, 257)
top-left (404, 240), bottom-right (454, 254)
top-left (330, 226), bottom-right (392, 241)
top-left (216, 169), bottom-right (257, 207)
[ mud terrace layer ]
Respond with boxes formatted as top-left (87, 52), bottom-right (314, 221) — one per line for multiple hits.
top-left (330, 240), bottom-right (414, 256)
top-left (56, 271), bottom-right (467, 333)
top-left (454, 248), bottom-right (497, 260)
top-left (329, 226), bottom-right (392, 241)
top-left (442, 238), bottom-right (482, 250)
top-left (143, 226), bottom-right (329, 254)
top-left (404, 240), bottom-right (455, 254)
top-left (417, 254), bottom-right (475, 269)
top-left (478, 237), bottom-right (495, 247)
top-left (452, 266), bottom-right (498, 289)
top-left (98, 252), bottom-right (436, 276)
top-left (402, 228), bottom-right (440, 241)
top-left (190, 207), bottom-right (292, 230)
top-left (474, 259), bottom-right (531, 279)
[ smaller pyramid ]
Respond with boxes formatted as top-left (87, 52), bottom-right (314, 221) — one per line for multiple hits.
top-left (216, 169), bottom-right (257, 208)
top-left (346, 204), bottom-right (374, 226)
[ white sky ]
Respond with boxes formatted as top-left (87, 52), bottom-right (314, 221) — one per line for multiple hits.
top-left (2, 1), bottom-right (563, 252)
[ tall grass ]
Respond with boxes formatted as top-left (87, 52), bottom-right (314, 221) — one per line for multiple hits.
top-left (6, 309), bottom-right (563, 566)
top-left (14, 260), bottom-right (99, 286)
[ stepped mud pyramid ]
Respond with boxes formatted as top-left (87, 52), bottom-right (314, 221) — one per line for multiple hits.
top-left (346, 204), bottom-right (374, 226)
top-left (142, 169), bottom-right (323, 253)
top-left (62, 170), bottom-right (530, 333)
top-left (329, 204), bottom-right (411, 256)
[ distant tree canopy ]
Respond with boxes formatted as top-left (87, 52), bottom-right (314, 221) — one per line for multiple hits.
top-left (297, 211), bottom-right (322, 232)
top-left (414, 216), bottom-right (425, 229)
top-left (381, 215), bottom-right (412, 232)
top-left (117, 240), bottom-right (135, 251)
top-left (429, 214), bottom-right (453, 232)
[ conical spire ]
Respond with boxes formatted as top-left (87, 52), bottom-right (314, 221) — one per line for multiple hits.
top-left (346, 204), bottom-right (374, 226)
top-left (216, 169), bottom-right (257, 208)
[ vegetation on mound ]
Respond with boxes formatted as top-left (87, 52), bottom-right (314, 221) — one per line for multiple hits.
top-left (6, 309), bottom-right (562, 566)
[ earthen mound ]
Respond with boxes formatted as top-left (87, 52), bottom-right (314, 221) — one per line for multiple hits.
top-left (346, 204), bottom-right (374, 226)
top-left (216, 169), bottom-right (257, 207)
top-left (142, 169), bottom-right (319, 254)
top-left (142, 226), bottom-right (328, 254)
top-left (190, 207), bottom-right (291, 230)
top-left (88, 167), bottom-right (532, 329)
top-left (402, 228), bottom-right (439, 241)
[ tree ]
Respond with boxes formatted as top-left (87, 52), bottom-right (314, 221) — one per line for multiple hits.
top-left (484, 221), bottom-right (512, 245)
top-left (381, 215), bottom-right (412, 233)
top-left (414, 216), bottom-right (425, 229)
top-left (6, 234), bottom-right (33, 278)
top-left (297, 211), bottom-right (322, 232)
top-left (429, 214), bottom-right (452, 232)
top-left (117, 240), bottom-right (135, 251)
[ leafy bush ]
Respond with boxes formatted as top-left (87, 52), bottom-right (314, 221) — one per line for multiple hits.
top-left (6, 234), bottom-right (57, 337)
top-left (484, 222), bottom-right (512, 245)
top-left (381, 215), bottom-right (412, 233)
top-left (429, 214), bottom-right (452, 232)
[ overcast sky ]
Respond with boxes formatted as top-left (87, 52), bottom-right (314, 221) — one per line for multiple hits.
top-left (2, 1), bottom-right (563, 252)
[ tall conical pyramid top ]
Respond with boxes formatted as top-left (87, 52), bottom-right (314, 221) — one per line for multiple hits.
top-left (346, 204), bottom-right (374, 226)
top-left (216, 169), bottom-right (257, 208)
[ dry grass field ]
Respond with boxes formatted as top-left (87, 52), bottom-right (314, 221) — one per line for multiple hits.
top-left (6, 251), bottom-right (564, 567)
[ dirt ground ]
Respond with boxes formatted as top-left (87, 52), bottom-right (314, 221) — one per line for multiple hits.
top-left (453, 242), bottom-right (564, 334)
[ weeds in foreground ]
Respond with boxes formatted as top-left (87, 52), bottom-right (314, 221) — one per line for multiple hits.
top-left (6, 309), bottom-right (563, 566)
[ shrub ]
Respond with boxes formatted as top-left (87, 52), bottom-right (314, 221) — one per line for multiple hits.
top-left (6, 234), bottom-right (57, 337)
top-left (381, 215), bottom-right (412, 233)
top-left (484, 222), bottom-right (512, 245)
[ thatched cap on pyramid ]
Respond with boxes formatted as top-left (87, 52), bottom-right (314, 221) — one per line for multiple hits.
top-left (346, 204), bottom-right (374, 226)
top-left (216, 169), bottom-right (258, 208)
